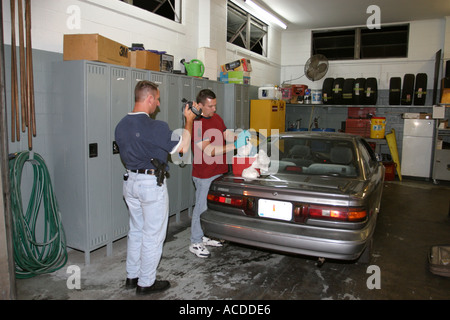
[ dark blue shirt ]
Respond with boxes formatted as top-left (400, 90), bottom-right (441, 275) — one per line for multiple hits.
top-left (115, 112), bottom-right (181, 171)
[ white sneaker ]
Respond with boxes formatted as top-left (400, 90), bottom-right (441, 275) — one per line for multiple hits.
top-left (202, 236), bottom-right (223, 247)
top-left (189, 243), bottom-right (210, 258)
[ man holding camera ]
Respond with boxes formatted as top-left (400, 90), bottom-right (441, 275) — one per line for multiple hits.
top-left (189, 89), bottom-right (238, 258)
top-left (115, 80), bottom-right (196, 295)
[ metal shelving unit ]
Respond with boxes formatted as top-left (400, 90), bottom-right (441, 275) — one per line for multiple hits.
top-left (432, 104), bottom-right (450, 183)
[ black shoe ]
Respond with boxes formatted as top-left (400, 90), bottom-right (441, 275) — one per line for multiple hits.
top-left (125, 278), bottom-right (138, 289)
top-left (136, 280), bottom-right (170, 295)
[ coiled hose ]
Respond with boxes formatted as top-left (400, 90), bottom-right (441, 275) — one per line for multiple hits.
top-left (9, 151), bottom-right (67, 279)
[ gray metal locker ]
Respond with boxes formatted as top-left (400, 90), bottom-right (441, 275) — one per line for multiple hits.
top-left (130, 68), bottom-right (149, 106)
top-left (149, 71), bottom-right (167, 121)
top-left (53, 61), bottom-right (114, 264)
top-left (166, 74), bottom-right (182, 216)
top-left (179, 76), bottom-right (195, 217)
top-left (110, 66), bottom-right (131, 241)
top-left (222, 83), bottom-right (258, 130)
top-left (51, 61), bottom-right (226, 263)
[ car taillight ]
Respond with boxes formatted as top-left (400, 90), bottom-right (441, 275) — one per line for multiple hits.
top-left (207, 192), bottom-right (256, 216)
top-left (308, 205), bottom-right (367, 222)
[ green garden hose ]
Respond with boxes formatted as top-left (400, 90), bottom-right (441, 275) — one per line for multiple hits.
top-left (9, 151), bottom-right (67, 279)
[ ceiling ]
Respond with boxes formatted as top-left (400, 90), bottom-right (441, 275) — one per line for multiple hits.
top-left (256, 0), bottom-right (450, 30)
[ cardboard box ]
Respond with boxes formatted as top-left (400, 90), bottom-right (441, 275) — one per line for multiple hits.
top-left (130, 50), bottom-right (160, 71)
top-left (160, 53), bottom-right (174, 72)
top-left (220, 71), bottom-right (251, 84)
top-left (63, 34), bottom-right (130, 67)
top-left (220, 59), bottom-right (252, 72)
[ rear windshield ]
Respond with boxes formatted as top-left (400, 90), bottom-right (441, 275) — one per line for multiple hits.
top-left (263, 136), bottom-right (359, 178)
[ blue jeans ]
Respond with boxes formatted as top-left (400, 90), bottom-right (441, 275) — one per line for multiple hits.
top-left (123, 171), bottom-right (169, 287)
top-left (191, 174), bottom-right (222, 244)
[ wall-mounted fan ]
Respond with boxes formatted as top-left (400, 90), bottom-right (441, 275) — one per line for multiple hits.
top-left (304, 54), bottom-right (329, 81)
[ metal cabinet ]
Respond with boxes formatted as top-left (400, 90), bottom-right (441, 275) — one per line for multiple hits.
top-left (222, 83), bottom-right (258, 130)
top-left (110, 66), bottom-right (132, 242)
top-left (53, 61), bottom-right (118, 264)
top-left (52, 61), bottom-right (225, 263)
top-left (433, 128), bottom-right (450, 182)
top-left (149, 72), bottom-right (196, 220)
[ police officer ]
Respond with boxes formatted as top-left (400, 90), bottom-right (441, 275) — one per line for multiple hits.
top-left (115, 80), bottom-right (196, 295)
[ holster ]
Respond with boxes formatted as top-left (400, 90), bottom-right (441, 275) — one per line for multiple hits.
top-left (151, 158), bottom-right (169, 186)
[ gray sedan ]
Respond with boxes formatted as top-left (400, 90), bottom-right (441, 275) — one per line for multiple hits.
top-left (201, 132), bottom-right (385, 263)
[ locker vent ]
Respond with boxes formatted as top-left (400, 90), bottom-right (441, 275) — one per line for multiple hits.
top-left (113, 68), bottom-right (127, 78)
top-left (151, 74), bottom-right (164, 85)
top-left (88, 65), bottom-right (106, 75)
top-left (132, 71), bottom-right (146, 82)
top-left (90, 233), bottom-right (108, 247)
top-left (113, 226), bottom-right (128, 238)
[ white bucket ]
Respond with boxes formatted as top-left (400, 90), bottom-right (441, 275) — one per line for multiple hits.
top-left (258, 87), bottom-right (277, 100)
top-left (311, 89), bottom-right (322, 104)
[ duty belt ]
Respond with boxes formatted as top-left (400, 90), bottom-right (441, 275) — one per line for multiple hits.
top-left (129, 169), bottom-right (156, 175)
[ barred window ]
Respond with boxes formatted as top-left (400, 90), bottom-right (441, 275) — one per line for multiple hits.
top-left (120, 0), bottom-right (181, 23)
top-left (312, 24), bottom-right (409, 60)
top-left (227, 1), bottom-right (268, 56)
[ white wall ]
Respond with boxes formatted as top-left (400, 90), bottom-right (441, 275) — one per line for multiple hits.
top-left (1, 0), bottom-right (282, 86)
top-left (3, 0), bottom-right (200, 70)
top-left (1, 1), bottom-right (447, 88)
top-left (280, 19), bottom-right (447, 91)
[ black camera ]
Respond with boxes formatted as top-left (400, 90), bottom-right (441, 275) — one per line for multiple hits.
top-left (182, 98), bottom-right (202, 118)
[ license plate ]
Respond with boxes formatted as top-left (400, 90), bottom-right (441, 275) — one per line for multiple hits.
top-left (258, 199), bottom-right (292, 221)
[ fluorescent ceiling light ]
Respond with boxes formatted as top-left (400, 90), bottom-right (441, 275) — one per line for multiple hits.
top-left (245, 0), bottom-right (287, 29)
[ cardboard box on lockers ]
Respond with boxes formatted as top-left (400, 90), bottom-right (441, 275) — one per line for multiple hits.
top-left (63, 33), bottom-right (130, 67)
top-left (130, 50), bottom-right (160, 71)
top-left (219, 71), bottom-right (251, 84)
top-left (160, 53), bottom-right (174, 72)
top-left (132, 51), bottom-right (174, 72)
top-left (220, 58), bottom-right (252, 72)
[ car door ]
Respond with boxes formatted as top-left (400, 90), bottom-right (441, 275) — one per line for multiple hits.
top-left (359, 138), bottom-right (384, 215)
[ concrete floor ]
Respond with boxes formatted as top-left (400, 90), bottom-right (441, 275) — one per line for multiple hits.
top-left (14, 178), bottom-right (450, 301)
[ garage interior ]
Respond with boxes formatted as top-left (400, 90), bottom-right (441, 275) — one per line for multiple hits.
top-left (1, 0), bottom-right (450, 302)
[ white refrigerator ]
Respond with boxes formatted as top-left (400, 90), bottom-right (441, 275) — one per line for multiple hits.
top-left (401, 119), bottom-right (435, 178)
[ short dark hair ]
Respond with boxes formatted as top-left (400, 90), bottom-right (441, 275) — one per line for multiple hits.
top-left (196, 89), bottom-right (216, 104)
top-left (135, 80), bottom-right (159, 102)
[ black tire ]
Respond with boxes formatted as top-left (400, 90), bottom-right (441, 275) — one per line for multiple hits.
top-left (357, 238), bottom-right (373, 264)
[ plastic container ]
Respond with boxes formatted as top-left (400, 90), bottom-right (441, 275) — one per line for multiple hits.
top-left (280, 87), bottom-right (292, 100)
top-left (258, 87), bottom-right (277, 100)
top-left (232, 156), bottom-right (257, 176)
top-left (311, 89), bottom-right (322, 104)
top-left (383, 161), bottom-right (396, 181)
top-left (370, 117), bottom-right (386, 139)
top-left (291, 84), bottom-right (308, 96)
